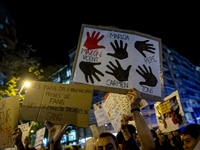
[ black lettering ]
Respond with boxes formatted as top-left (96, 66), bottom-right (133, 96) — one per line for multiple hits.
top-left (141, 85), bottom-right (153, 94)
top-left (28, 102), bottom-right (36, 108)
top-left (144, 56), bottom-right (157, 64)
top-left (106, 79), bottom-right (128, 88)
top-left (49, 98), bottom-right (64, 105)
top-left (0, 101), bottom-right (6, 110)
top-left (46, 112), bottom-right (62, 121)
top-left (64, 94), bottom-right (70, 99)
top-left (110, 33), bottom-right (129, 40)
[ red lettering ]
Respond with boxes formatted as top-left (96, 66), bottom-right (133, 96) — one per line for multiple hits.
top-left (81, 48), bottom-right (102, 57)
top-left (0, 127), bottom-right (13, 146)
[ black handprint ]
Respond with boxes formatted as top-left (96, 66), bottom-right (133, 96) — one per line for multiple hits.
top-left (106, 59), bottom-right (131, 81)
top-left (79, 61), bottom-right (104, 84)
top-left (134, 40), bottom-right (155, 57)
top-left (107, 40), bottom-right (128, 59)
top-left (136, 64), bottom-right (157, 87)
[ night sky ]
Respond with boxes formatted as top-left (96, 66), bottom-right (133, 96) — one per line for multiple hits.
top-left (1, 1), bottom-right (200, 66)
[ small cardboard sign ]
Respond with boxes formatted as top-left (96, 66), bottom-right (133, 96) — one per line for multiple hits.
top-left (19, 82), bottom-right (94, 127)
top-left (34, 127), bottom-right (45, 150)
top-left (0, 96), bottom-right (19, 149)
top-left (154, 90), bottom-right (187, 132)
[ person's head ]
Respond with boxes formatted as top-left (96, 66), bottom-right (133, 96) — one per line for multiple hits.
top-left (181, 124), bottom-right (200, 150)
top-left (135, 133), bottom-right (141, 145)
top-left (95, 132), bottom-right (119, 150)
top-left (157, 133), bottom-right (166, 142)
top-left (172, 129), bottom-right (180, 137)
top-left (167, 132), bottom-right (174, 140)
top-left (150, 129), bottom-right (158, 140)
top-left (70, 145), bottom-right (78, 150)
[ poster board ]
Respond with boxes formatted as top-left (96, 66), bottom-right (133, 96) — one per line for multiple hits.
top-left (19, 82), bottom-right (94, 127)
top-left (71, 24), bottom-right (163, 101)
top-left (34, 127), bottom-right (45, 150)
top-left (103, 93), bottom-right (132, 132)
top-left (18, 122), bottom-right (29, 147)
top-left (154, 91), bottom-right (187, 132)
top-left (93, 100), bottom-right (110, 126)
top-left (0, 96), bottom-right (19, 149)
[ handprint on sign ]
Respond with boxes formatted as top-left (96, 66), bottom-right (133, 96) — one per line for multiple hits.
top-left (79, 61), bottom-right (104, 84)
top-left (136, 64), bottom-right (158, 87)
top-left (134, 40), bottom-right (155, 57)
top-left (107, 40), bottom-right (128, 59)
top-left (83, 31), bottom-right (105, 50)
top-left (106, 59), bottom-right (132, 81)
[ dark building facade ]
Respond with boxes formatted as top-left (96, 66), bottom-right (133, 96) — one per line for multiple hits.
top-left (0, 2), bottom-right (17, 49)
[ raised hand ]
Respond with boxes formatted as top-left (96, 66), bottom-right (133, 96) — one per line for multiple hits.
top-left (79, 61), bottom-right (104, 84)
top-left (107, 40), bottom-right (128, 59)
top-left (45, 121), bottom-right (70, 150)
top-left (136, 64), bottom-right (157, 87)
top-left (134, 40), bottom-right (155, 57)
top-left (83, 31), bottom-right (105, 50)
top-left (106, 59), bottom-right (131, 81)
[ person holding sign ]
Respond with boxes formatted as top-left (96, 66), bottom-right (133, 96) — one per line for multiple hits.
top-left (95, 88), bottom-right (155, 150)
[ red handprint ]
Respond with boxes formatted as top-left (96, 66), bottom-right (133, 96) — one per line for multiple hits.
top-left (83, 31), bottom-right (105, 50)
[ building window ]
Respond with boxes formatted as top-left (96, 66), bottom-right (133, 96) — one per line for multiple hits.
top-left (0, 23), bottom-right (4, 29)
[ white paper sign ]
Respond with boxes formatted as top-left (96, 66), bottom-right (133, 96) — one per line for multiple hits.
top-left (18, 122), bottom-right (29, 147)
top-left (34, 127), bottom-right (45, 149)
top-left (72, 24), bottom-right (163, 101)
top-left (93, 100), bottom-right (110, 126)
top-left (103, 93), bottom-right (132, 132)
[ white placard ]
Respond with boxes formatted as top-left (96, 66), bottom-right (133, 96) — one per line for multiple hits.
top-left (103, 93), bottom-right (132, 132)
top-left (71, 24), bottom-right (163, 101)
top-left (34, 127), bottom-right (45, 149)
top-left (93, 100), bottom-right (110, 126)
top-left (18, 122), bottom-right (29, 147)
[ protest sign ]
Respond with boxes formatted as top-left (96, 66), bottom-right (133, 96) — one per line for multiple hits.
top-left (154, 91), bottom-right (187, 132)
top-left (0, 96), bottom-right (19, 149)
top-left (18, 122), bottom-right (29, 147)
top-left (103, 93), bottom-right (132, 132)
top-left (19, 82), bottom-right (94, 127)
top-left (89, 124), bottom-right (99, 137)
top-left (34, 127), bottom-right (45, 150)
top-left (71, 24), bottom-right (163, 101)
top-left (93, 100), bottom-right (110, 126)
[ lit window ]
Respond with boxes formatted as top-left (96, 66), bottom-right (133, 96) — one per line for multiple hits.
top-left (0, 23), bottom-right (3, 29)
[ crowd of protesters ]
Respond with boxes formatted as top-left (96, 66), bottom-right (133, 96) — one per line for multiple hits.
top-left (12, 88), bottom-right (200, 150)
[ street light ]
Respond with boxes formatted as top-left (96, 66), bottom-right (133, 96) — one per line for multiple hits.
top-left (19, 81), bottom-right (31, 95)
top-left (24, 82), bottom-right (30, 87)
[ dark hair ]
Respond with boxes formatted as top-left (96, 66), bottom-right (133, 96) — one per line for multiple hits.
top-left (71, 145), bottom-right (78, 150)
top-left (116, 124), bottom-right (136, 144)
top-left (98, 132), bottom-right (119, 149)
top-left (182, 124), bottom-right (200, 139)
top-left (150, 129), bottom-right (158, 139)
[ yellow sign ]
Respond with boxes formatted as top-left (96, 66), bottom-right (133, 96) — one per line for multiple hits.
top-left (19, 82), bottom-right (94, 127)
top-left (0, 96), bottom-right (19, 149)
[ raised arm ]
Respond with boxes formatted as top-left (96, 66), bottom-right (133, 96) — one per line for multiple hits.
top-left (45, 121), bottom-right (70, 150)
top-left (12, 128), bottom-right (25, 150)
top-left (127, 88), bottom-right (155, 150)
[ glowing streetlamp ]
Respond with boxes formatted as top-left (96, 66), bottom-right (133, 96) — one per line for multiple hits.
top-left (19, 81), bottom-right (31, 95)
